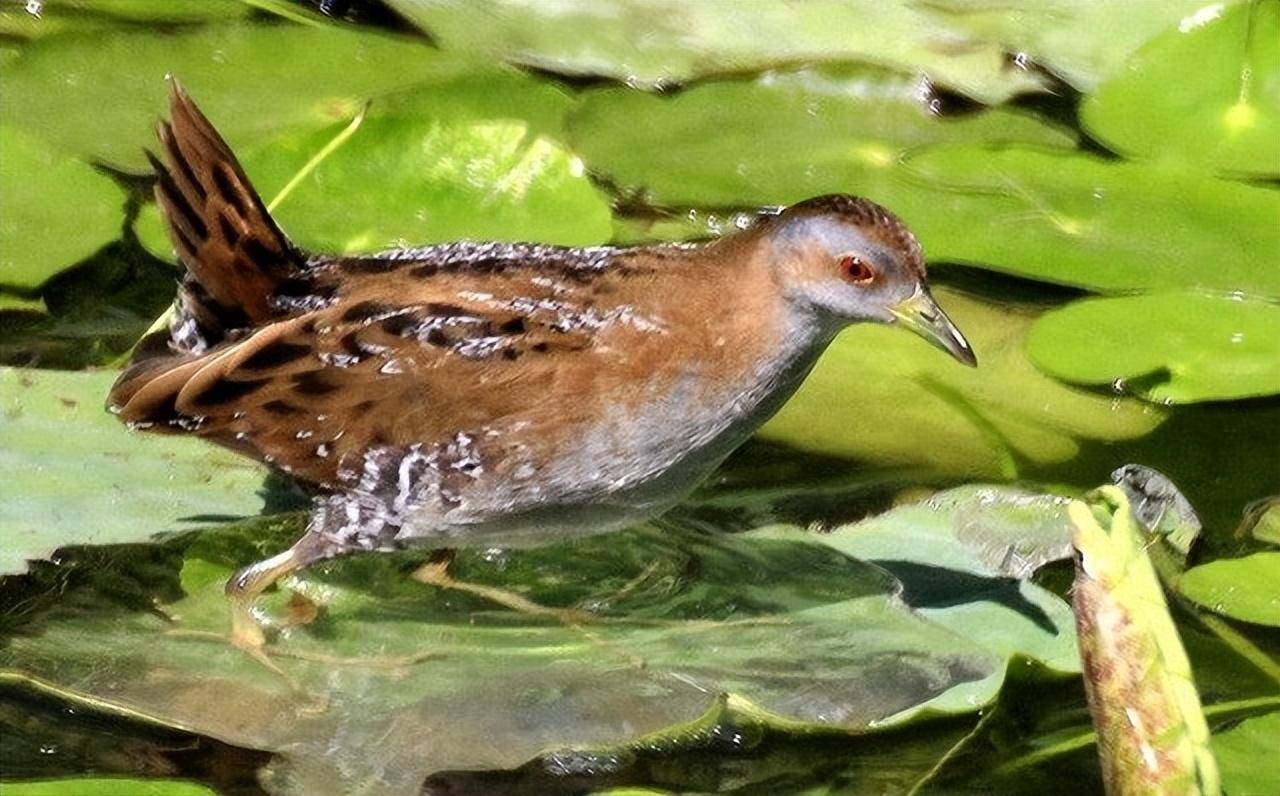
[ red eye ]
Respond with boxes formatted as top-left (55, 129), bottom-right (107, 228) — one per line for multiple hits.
top-left (840, 255), bottom-right (875, 283)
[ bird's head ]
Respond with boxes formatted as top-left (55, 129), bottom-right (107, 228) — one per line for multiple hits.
top-left (765, 194), bottom-right (976, 367)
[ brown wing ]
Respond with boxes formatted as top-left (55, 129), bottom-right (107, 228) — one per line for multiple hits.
top-left (114, 266), bottom-right (667, 488)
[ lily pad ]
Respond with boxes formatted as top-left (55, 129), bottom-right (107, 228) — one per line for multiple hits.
top-left (567, 67), bottom-right (1074, 208)
top-left (384, 0), bottom-right (1046, 103)
top-left (0, 510), bottom-right (1023, 793)
top-left (1026, 292), bottom-right (1280, 404)
top-left (1214, 711), bottom-right (1280, 796)
top-left (887, 147), bottom-right (1280, 295)
top-left (760, 288), bottom-right (1164, 479)
top-left (138, 70), bottom-right (611, 259)
top-left (1180, 552), bottom-right (1280, 627)
top-left (759, 485), bottom-right (1081, 716)
top-left (0, 368), bottom-right (276, 577)
top-left (0, 126), bottom-right (125, 290)
top-left (1081, 1), bottom-right (1280, 177)
top-left (0, 21), bottom-right (450, 170)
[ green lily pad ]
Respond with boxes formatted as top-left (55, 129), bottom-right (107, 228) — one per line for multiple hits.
top-left (0, 21), bottom-right (449, 170)
top-left (572, 81), bottom-right (1279, 295)
top-left (0, 368), bottom-right (276, 577)
top-left (567, 67), bottom-right (1074, 208)
top-left (888, 148), bottom-right (1280, 295)
top-left (0, 477), bottom-right (1084, 791)
top-left (1026, 292), bottom-right (1280, 404)
top-left (1180, 552), bottom-right (1280, 627)
top-left (384, 0), bottom-right (1046, 103)
top-left (0, 126), bottom-right (125, 290)
top-left (1082, 1), bottom-right (1280, 177)
top-left (758, 485), bottom-right (1081, 716)
top-left (1214, 711), bottom-right (1280, 796)
top-left (925, 0), bottom-right (1251, 95)
top-left (0, 508), bottom-right (1024, 792)
top-left (138, 70), bottom-right (611, 260)
top-left (761, 288), bottom-right (1164, 479)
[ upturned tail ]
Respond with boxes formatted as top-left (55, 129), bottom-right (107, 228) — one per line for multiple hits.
top-left (109, 80), bottom-right (304, 426)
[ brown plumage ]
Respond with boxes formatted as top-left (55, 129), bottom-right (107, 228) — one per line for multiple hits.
top-left (109, 81), bottom-right (974, 649)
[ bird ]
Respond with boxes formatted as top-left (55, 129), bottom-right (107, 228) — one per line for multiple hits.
top-left (108, 81), bottom-right (976, 654)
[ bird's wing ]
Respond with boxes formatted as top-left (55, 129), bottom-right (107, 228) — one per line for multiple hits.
top-left (113, 265), bottom-right (669, 487)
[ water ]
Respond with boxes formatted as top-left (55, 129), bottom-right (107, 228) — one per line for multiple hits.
top-left (2, 1), bottom-right (1278, 794)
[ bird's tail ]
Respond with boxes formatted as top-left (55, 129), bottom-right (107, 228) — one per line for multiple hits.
top-left (109, 80), bottom-right (304, 426)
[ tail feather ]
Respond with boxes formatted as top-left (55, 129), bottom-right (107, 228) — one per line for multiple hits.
top-left (110, 79), bottom-right (304, 426)
top-left (151, 79), bottom-right (301, 335)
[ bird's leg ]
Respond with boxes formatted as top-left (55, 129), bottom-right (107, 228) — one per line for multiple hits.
top-left (411, 549), bottom-right (594, 625)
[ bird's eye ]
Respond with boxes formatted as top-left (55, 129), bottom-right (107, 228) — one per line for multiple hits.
top-left (840, 255), bottom-right (875, 284)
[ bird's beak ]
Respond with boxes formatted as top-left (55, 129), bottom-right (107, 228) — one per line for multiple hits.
top-left (890, 289), bottom-right (977, 367)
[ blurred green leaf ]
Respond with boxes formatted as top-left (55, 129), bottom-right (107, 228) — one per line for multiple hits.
top-left (568, 67), bottom-right (1074, 208)
top-left (1181, 553), bottom-right (1280, 628)
top-left (1239, 498), bottom-right (1280, 546)
top-left (385, 0), bottom-right (1047, 103)
top-left (1213, 711), bottom-right (1280, 796)
top-left (1070, 486), bottom-right (1219, 795)
top-left (1082, 1), bottom-right (1280, 177)
top-left (762, 288), bottom-right (1164, 479)
top-left (0, 21), bottom-right (446, 170)
top-left (0, 127), bottom-right (125, 290)
top-left (0, 368), bottom-right (277, 577)
top-left (1026, 292), bottom-right (1280, 405)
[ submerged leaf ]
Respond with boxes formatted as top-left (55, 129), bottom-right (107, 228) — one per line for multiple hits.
top-left (1070, 486), bottom-right (1219, 795)
top-left (1026, 292), bottom-right (1280, 405)
top-left (0, 516), bottom-right (1003, 792)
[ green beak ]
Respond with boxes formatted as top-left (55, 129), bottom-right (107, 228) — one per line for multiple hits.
top-left (891, 289), bottom-right (977, 367)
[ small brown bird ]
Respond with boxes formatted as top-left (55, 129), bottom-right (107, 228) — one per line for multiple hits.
top-left (109, 83), bottom-right (975, 652)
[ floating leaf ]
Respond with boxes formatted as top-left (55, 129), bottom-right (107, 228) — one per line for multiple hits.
top-left (138, 71), bottom-right (611, 260)
top-left (385, 0), bottom-right (1046, 103)
top-left (567, 67), bottom-right (1074, 208)
top-left (1082, 1), bottom-right (1280, 177)
top-left (1026, 292), bottom-right (1280, 404)
top-left (0, 511), bottom-right (1017, 792)
top-left (1213, 711), bottom-right (1280, 796)
top-left (1180, 553), bottom-right (1280, 628)
top-left (761, 288), bottom-right (1164, 479)
top-left (886, 148), bottom-right (1280, 296)
top-left (758, 485), bottom-right (1081, 716)
top-left (1070, 486), bottom-right (1219, 795)
top-left (0, 22), bottom-right (449, 170)
top-left (0, 368), bottom-right (277, 577)
top-left (0, 126), bottom-right (124, 290)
